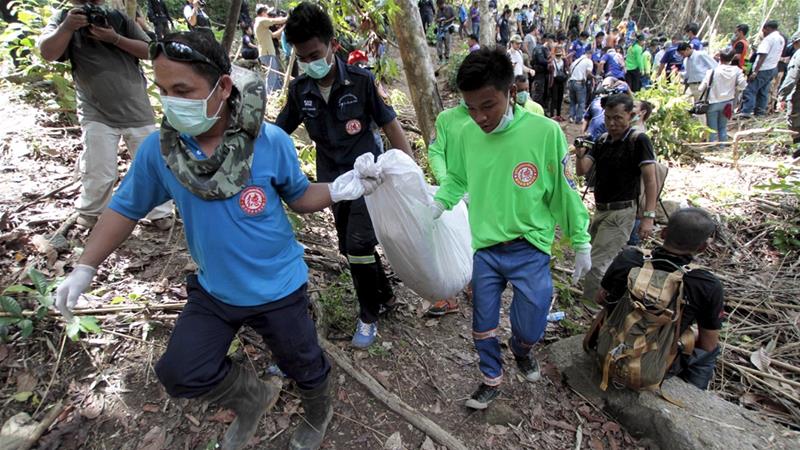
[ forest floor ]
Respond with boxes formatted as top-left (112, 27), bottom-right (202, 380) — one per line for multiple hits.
top-left (1, 40), bottom-right (799, 450)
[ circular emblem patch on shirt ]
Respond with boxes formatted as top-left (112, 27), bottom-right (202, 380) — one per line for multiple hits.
top-left (345, 119), bottom-right (362, 135)
top-left (239, 186), bottom-right (267, 216)
top-left (512, 162), bottom-right (539, 188)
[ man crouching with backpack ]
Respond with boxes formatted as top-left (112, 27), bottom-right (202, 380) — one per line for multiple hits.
top-left (575, 93), bottom-right (658, 303)
top-left (596, 208), bottom-right (724, 390)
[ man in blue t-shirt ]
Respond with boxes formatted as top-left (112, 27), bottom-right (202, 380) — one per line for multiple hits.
top-left (599, 48), bottom-right (625, 79)
top-left (53, 30), bottom-right (373, 450)
top-left (569, 31), bottom-right (591, 60)
top-left (657, 35), bottom-right (684, 79)
top-left (684, 22), bottom-right (703, 51)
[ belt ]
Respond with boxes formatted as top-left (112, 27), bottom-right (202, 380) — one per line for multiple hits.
top-left (570, 79), bottom-right (586, 83)
top-left (595, 200), bottom-right (634, 211)
top-left (498, 237), bottom-right (528, 246)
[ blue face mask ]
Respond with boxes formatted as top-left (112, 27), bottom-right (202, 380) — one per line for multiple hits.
top-left (298, 46), bottom-right (334, 79)
top-left (516, 90), bottom-right (529, 105)
top-left (489, 103), bottom-right (514, 134)
top-left (160, 79), bottom-right (223, 137)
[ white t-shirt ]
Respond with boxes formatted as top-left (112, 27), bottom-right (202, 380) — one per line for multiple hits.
top-left (569, 55), bottom-right (594, 81)
top-left (509, 48), bottom-right (525, 76)
top-left (756, 31), bottom-right (786, 71)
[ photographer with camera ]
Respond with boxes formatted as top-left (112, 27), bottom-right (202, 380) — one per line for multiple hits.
top-left (574, 94), bottom-right (658, 304)
top-left (146, 0), bottom-right (172, 39)
top-left (183, 0), bottom-right (210, 30)
top-left (39, 0), bottom-right (173, 230)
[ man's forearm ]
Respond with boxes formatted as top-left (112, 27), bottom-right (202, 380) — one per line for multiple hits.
top-left (383, 119), bottom-right (413, 158)
top-left (39, 26), bottom-right (73, 62)
top-left (288, 183), bottom-right (333, 214)
top-left (116, 36), bottom-right (149, 60)
top-left (78, 209), bottom-right (138, 268)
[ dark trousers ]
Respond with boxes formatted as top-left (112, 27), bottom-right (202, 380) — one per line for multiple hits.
top-left (625, 69), bottom-right (642, 92)
top-left (332, 198), bottom-right (394, 324)
top-left (155, 276), bottom-right (330, 398)
top-left (668, 345), bottom-right (721, 390)
top-left (549, 79), bottom-right (566, 116)
top-left (532, 73), bottom-right (548, 108)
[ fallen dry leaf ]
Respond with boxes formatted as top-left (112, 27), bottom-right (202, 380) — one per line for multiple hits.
top-left (420, 435), bottom-right (436, 450)
top-left (590, 437), bottom-right (604, 450)
top-left (16, 371), bottom-right (38, 393)
top-left (79, 394), bottom-right (104, 420)
top-left (487, 424), bottom-right (508, 435)
top-left (383, 431), bottom-right (403, 450)
top-left (209, 408), bottom-right (235, 424)
top-left (137, 425), bottom-right (166, 450)
top-left (602, 421), bottom-right (621, 434)
top-left (141, 403), bottom-right (159, 413)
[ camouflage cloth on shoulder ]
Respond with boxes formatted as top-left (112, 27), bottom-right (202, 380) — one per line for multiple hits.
top-left (160, 67), bottom-right (267, 200)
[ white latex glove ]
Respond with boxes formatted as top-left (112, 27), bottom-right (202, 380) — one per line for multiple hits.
top-left (429, 201), bottom-right (445, 220)
top-left (329, 170), bottom-right (384, 203)
top-left (54, 264), bottom-right (96, 321)
top-left (361, 176), bottom-right (381, 196)
top-left (572, 244), bottom-right (592, 285)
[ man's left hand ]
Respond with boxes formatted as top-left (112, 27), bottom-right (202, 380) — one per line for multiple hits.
top-left (747, 72), bottom-right (756, 82)
top-left (88, 24), bottom-right (119, 44)
top-left (638, 217), bottom-right (654, 240)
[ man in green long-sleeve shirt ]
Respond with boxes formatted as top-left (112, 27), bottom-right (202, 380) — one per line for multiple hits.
top-left (425, 104), bottom-right (473, 316)
top-left (429, 48), bottom-right (592, 410)
top-left (625, 34), bottom-right (646, 92)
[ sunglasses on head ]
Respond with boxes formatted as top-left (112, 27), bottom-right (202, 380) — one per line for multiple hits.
top-left (149, 40), bottom-right (222, 73)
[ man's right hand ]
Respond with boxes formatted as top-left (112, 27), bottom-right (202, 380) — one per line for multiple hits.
top-left (62, 8), bottom-right (89, 32)
top-left (54, 265), bottom-right (96, 321)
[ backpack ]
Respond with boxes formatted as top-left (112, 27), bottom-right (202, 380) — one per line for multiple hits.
top-left (583, 248), bottom-right (698, 391)
top-left (596, 130), bottom-right (669, 218)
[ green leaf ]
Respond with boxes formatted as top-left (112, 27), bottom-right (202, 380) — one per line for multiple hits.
top-left (13, 391), bottom-right (33, 402)
top-left (19, 319), bottom-right (33, 339)
top-left (109, 296), bottom-right (126, 305)
top-left (66, 317), bottom-right (81, 341)
top-left (35, 305), bottom-right (48, 320)
top-left (3, 284), bottom-right (34, 294)
top-left (0, 296), bottom-right (23, 317)
top-left (0, 317), bottom-right (21, 326)
top-left (28, 268), bottom-right (47, 296)
top-left (78, 316), bottom-right (101, 334)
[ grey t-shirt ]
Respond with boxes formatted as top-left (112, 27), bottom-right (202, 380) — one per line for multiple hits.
top-left (43, 8), bottom-right (154, 128)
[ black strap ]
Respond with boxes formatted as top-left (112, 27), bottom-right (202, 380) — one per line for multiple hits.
top-left (699, 69), bottom-right (715, 103)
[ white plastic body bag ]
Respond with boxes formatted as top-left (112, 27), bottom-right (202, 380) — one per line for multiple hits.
top-left (353, 150), bottom-right (473, 301)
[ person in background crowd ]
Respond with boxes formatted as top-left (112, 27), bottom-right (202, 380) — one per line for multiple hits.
top-left (458, 1), bottom-right (468, 38)
top-left (641, 39), bottom-right (657, 88)
top-left (699, 50), bottom-right (746, 145)
top-left (677, 42), bottom-right (718, 103)
top-left (39, 0), bottom-right (173, 230)
top-left (732, 23), bottom-right (750, 69)
top-left (605, 28), bottom-right (619, 49)
top-left (624, 17), bottom-right (637, 46)
top-left (531, 33), bottom-right (553, 107)
top-left (514, 75), bottom-right (545, 115)
top-left (625, 34), bottom-right (646, 92)
top-left (435, 0), bottom-right (456, 64)
top-left (575, 93), bottom-right (658, 304)
top-left (147, 0), bottom-right (172, 39)
top-left (599, 46), bottom-right (625, 80)
top-left (254, 5), bottom-right (287, 94)
top-left (567, 5), bottom-right (580, 36)
top-left (777, 32), bottom-right (800, 157)
top-left (431, 47), bottom-right (591, 410)
top-left (419, 0), bottom-right (435, 32)
top-left (569, 31), bottom-right (591, 60)
top-left (549, 47), bottom-right (568, 120)
top-left (240, 24), bottom-right (258, 60)
top-left (553, 11), bottom-right (561, 31)
top-left (468, 33), bottom-right (480, 52)
top-left (523, 24), bottom-right (538, 60)
top-left (238, 0), bottom-right (252, 29)
top-left (183, 0), bottom-right (210, 29)
top-left (509, 34), bottom-right (535, 77)
top-left (684, 22), bottom-right (703, 51)
top-left (657, 35), bottom-right (684, 79)
top-left (276, 2), bottom-right (413, 351)
top-left (497, 8), bottom-right (511, 48)
top-left (739, 20), bottom-right (785, 119)
top-left (600, 208), bottom-right (724, 391)
top-left (509, 7), bottom-right (519, 37)
top-left (470, 1), bottom-right (480, 38)
top-left (568, 49), bottom-right (594, 123)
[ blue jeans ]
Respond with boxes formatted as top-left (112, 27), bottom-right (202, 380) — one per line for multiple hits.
top-left (472, 22), bottom-right (480, 38)
top-left (568, 80), bottom-right (587, 122)
top-left (741, 68), bottom-right (777, 115)
top-left (706, 100), bottom-right (731, 143)
top-left (472, 240), bottom-right (553, 386)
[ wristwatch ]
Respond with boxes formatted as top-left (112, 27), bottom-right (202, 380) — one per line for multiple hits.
top-left (642, 211), bottom-right (656, 219)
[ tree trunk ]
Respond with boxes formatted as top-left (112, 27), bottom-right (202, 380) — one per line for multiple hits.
top-left (389, 0), bottom-right (443, 147)
top-left (601, 0), bottom-right (615, 17)
top-left (622, 0), bottom-right (635, 19)
top-left (479, 0), bottom-right (494, 48)
top-left (547, 0), bottom-right (554, 31)
top-left (221, 0), bottom-right (244, 54)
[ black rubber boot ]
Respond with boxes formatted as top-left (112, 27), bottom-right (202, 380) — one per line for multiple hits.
top-left (201, 363), bottom-right (279, 450)
top-left (289, 376), bottom-right (333, 450)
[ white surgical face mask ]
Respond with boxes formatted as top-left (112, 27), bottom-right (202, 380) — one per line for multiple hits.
top-left (490, 102), bottom-right (514, 134)
top-left (298, 46), bottom-right (334, 79)
top-left (160, 78), bottom-right (223, 137)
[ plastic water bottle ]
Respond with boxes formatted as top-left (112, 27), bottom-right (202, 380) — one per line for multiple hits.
top-left (547, 311), bottom-right (565, 322)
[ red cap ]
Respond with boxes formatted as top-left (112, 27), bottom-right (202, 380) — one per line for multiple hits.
top-left (347, 50), bottom-right (368, 65)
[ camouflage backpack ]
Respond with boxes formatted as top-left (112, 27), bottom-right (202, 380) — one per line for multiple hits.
top-left (583, 249), bottom-right (697, 392)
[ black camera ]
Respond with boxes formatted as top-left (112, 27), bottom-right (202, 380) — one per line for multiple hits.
top-left (82, 4), bottom-right (108, 27)
top-left (574, 137), bottom-right (594, 148)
